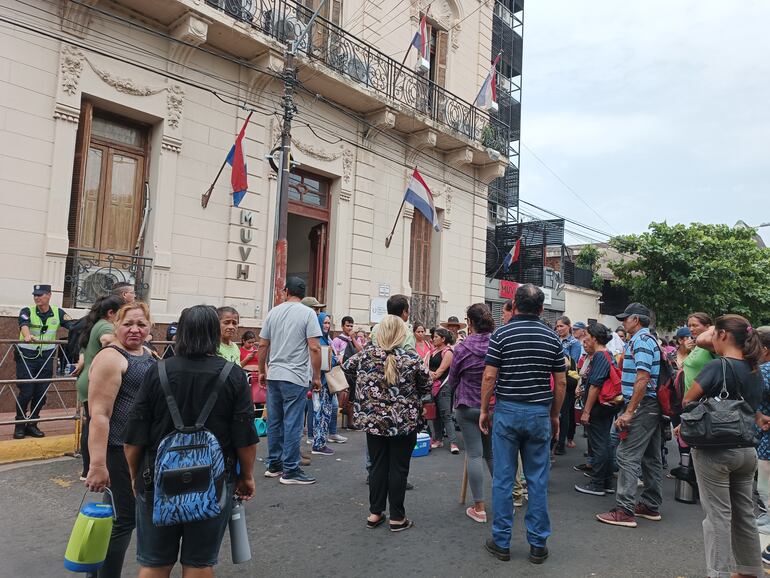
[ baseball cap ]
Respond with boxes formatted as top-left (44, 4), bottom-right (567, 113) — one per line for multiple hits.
top-left (616, 302), bottom-right (652, 321)
top-left (301, 296), bottom-right (325, 308)
top-left (285, 277), bottom-right (307, 299)
top-left (675, 327), bottom-right (692, 339)
top-left (572, 321), bottom-right (587, 330)
top-left (32, 284), bottom-right (51, 296)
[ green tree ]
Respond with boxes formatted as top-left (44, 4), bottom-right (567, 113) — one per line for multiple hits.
top-left (608, 222), bottom-right (770, 327)
top-left (575, 245), bottom-right (604, 291)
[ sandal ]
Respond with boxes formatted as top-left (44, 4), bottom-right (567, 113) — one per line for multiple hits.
top-left (366, 513), bottom-right (386, 529)
top-left (389, 518), bottom-right (414, 532)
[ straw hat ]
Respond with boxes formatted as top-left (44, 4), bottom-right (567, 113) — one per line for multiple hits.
top-left (440, 316), bottom-right (467, 330)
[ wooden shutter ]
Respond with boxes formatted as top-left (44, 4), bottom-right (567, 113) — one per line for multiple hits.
top-left (435, 29), bottom-right (448, 88)
top-left (409, 211), bottom-right (432, 294)
top-left (330, 0), bottom-right (342, 25)
top-left (67, 101), bottom-right (93, 248)
top-left (309, 222), bottom-right (329, 304)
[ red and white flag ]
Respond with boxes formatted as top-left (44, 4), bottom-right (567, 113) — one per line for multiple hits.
top-left (475, 53), bottom-right (501, 112)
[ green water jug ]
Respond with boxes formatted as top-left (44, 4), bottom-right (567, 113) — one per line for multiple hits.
top-left (64, 489), bottom-right (115, 573)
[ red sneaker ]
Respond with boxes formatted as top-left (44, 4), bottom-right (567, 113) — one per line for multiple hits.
top-left (596, 508), bottom-right (637, 528)
top-left (634, 503), bottom-right (662, 521)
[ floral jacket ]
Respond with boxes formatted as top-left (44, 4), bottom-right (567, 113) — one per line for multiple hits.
top-left (342, 344), bottom-right (431, 436)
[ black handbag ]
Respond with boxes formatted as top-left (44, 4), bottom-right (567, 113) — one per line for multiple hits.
top-left (679, 358), bottom-right (757, 449)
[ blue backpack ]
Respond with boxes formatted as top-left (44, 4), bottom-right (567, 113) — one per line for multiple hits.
top-left (152, 360), bottom-right (233, 527)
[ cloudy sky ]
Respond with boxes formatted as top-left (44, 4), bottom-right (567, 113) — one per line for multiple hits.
top-left (519, 0), bottom-right (770, 246)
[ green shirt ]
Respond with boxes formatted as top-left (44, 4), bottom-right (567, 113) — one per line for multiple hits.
top-left (370, 320), bottom-right (416, 352)
top-left (75, 319), bottom-right (114, 402)
top-left (682, 346), bottom-right (717, 393)
top-left (218, 342), bottom-right (241, 365)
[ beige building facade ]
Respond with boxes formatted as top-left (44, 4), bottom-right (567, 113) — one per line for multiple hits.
top-left (0, 0), bottom-right (513, 328)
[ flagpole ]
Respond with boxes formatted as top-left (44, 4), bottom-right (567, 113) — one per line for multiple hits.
top-left (201, 111), bottom-right (253, 208)
top-left (394, 5), bottom-right (431, 86)
top-left (385, 196), bottom-right (407, 248)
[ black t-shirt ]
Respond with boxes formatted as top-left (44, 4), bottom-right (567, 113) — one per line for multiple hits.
top-left (695, 358), bottom-right (763, 411)
top-left (124, 355), bottom-right (258, 467)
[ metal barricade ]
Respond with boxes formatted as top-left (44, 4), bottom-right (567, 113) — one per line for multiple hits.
top-left (0, 339), bottom-right (78, 427)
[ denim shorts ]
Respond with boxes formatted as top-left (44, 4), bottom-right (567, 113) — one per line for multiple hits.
top-left (135, 485), bottom-right (233, 568)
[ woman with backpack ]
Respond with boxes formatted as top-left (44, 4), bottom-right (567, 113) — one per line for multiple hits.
top-left (123, 305), bottom-right (258, 576)
top-left (678, 314), bottom-right (764, 578)
top-left (84, 302), bottom-right (156, 577)
top-left (428, 327), bottom-right (456, 452)
top-left (574, 323), bottom-right (621, 497)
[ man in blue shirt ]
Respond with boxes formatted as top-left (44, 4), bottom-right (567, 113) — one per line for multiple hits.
top-left (597, 303), bottom-right (663, 528)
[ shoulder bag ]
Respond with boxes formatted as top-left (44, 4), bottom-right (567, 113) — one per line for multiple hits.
top-left (679, 358), bottom-right (757, 449)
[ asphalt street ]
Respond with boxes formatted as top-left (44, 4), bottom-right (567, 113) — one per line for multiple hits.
top-left (0, 428), bottom-right (728, 578)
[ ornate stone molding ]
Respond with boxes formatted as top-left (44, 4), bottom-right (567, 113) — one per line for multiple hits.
top-left (407, 129), bottom-right (437, 165)
top-left (166, 84), bottom-right (184, 129)
top-left (86, 58), bottom-right (165, 96)
top-left (161, 135), bottom-right (182, 153)
top-left (445, 189), bottom-right (453, 214)
top-left (60, 0), bottom-right (100, 39)
top-left (169, 12), bottom-right (209, 74)
top-left (410, 0), bottom-right (460, 47)
top-left (60, 45), bottom-right (84, 96)
top-left (342, 149), bottom-right (353, 184)
top-left (404, 205), bottom-right (415, 220)
top-left (446, 146), bottom-right (474, 168)
top-left (246, 51), bottom-right (284, 103)
top-left (53, 102), bottom-right (80, 123)
top-left (363, 107), bottom-right (396, 144)
top-left (477, 159), bottom-right (508, 184)
top-left (442, 216), bottom-right (452, 230)
top-left (293, 140), bottom-right (344, 162)
top-left (339, 189), bottom-right (352, 202)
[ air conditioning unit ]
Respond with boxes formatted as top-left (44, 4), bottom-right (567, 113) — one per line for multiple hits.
top-left (495, 204), bottom-right (508, 224)
top-left (497, 75), bottom-right (512, 94)
top-left (543, 267), bottom-right (554, 288)
top-left (347, 56), bottom-right (371, 86)
top-left (271, 12), bottom-right (306, 43)
top-left (415, 56), bottom-right (430, 75)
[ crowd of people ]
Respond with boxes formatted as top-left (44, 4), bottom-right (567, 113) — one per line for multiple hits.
top-left (10, 278), bottom-right (770, 577)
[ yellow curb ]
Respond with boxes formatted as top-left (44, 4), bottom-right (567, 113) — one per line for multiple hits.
top-left (0, 434), bottom-right (75, 464)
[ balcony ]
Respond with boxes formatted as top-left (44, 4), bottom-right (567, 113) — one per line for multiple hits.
top-left (107, 0), bottom-right (510, 159)
top-left (63, 248), bottom-right (152, 309)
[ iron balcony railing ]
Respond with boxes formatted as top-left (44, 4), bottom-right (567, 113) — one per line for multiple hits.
top-left (410, 293), bottom-right (440, 330)
top-left (206, 0), bottom-right (512, 155)
top-left (64, 248), bottom-right (152, 309)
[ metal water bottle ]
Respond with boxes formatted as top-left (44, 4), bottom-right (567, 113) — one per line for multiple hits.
top-left (229, 498), bottom-right (251, 564)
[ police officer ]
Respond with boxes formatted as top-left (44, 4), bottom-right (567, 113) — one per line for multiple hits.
top-left (15, 284), bottom-right (73, 439)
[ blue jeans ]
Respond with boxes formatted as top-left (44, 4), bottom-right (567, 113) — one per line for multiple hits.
top-left (491, 400), bottom-right (552, 549)
top-left (267, 380), bottom-right (308, 473)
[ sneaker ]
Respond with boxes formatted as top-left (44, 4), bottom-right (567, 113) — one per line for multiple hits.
top-left (466, 506), bottom-right (487, 523)
top-left (311, 446), bottom-right (335, 456)
top-left (280, 469), bottom-right (317, 485)
top-left (566, 440), bottom-right (576, 449)
top-left (484, 538), bottom-right (511, 562)
top-left (450, 443), bottom-right (460, 454)
top-left (574, 483), bottom-right (606, 496)
top-left (79, 475), bottom-right (87, 482)
top-left (603, 485), bottom-right (616, 495)
top-left (328, 434), bottom-right (348, 443)
top-left (573, 463), bottom-right (592, 472)
top-left (306, 438), bottom-right (313, 445)
top-left (430, 440), bottom-right (443, 449)
top-left (264, 464), bottom-right (283, 478)
top-left (762, 545), bottom-right (770, 565)
top-left (596, 508), bottom-right (637, 528)
top-left (634, 503), bottom-right (662, 521)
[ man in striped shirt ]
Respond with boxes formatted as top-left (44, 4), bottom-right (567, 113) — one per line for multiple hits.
top-left (480, 284), bottom-right (566, 565)
top-left (597, 302), bottom-right (662, 528)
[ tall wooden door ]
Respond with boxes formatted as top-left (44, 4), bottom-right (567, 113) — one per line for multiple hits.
top-left (309, 223), bottom-right (329, 304)
top-left (409, 211), bottom-right (432, 294)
